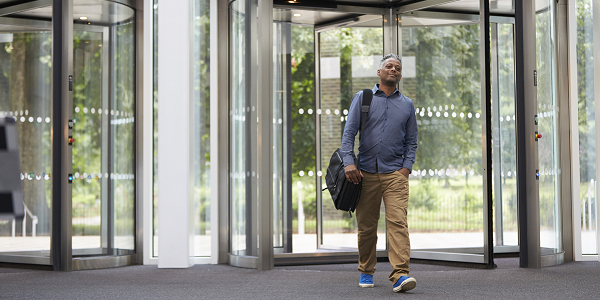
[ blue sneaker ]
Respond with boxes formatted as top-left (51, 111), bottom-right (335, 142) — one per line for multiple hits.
top-left (392, 276), bottom-right (416, 292)
top-left (359, 273), bottom-right (374, 288)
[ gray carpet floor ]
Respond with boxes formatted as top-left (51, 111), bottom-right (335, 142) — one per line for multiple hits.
top-left (2, 258), bottom-right (600, 299)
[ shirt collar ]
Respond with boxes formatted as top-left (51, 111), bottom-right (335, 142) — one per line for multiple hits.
top-left (373, 84), bottom-right (400, 96)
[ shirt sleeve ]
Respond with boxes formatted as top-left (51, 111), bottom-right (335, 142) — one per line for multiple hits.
top-left (402, 101), bottom-right (418, 172)
top-left (340, 91), bottom-right (363, 167)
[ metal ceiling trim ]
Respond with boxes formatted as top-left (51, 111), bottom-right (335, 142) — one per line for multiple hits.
top-left (396, 0), bottom-right (462, 14)
top-left (314, 13), bottom-right (382, 32)
top-left (0, 0), bottom-right (51, 17)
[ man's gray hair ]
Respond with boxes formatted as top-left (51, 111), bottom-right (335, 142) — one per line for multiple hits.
top-left (379, 53), bottom-right (402, 70)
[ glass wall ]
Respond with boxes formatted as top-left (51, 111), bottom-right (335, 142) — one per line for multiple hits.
top-left (192, 0), bottom-right (211, 257)
top-left (0, 30), bottom-right (53, 257)
top-left (71, 2), bottom-right (136, 256)
top-left (72, 29), bottom-right (104, 253)
top-left (401, 21), bottom-right (484, 251)
top-left (289, 24), bottom-right (316, 253)
top-left (494, 23), bottom-right (518, 247)
top-left (575, 0), bottom-right (597, 256)
top-left (0, 1), bottom-right (138, 264)
top-left (112, 13), bottom-right (136, 253)
top-left (318, 26), bottom-right (384, 250)
top-left (152, 0), bottom-right (159, 257)
top-left (229, 0), bottom-right (272, 263)
top-left (230, 0), bottom-right (255, 257)
top-left (536, 0), bottom-right (562, 255)
top-left (272, 21), bottom-right (289, 251)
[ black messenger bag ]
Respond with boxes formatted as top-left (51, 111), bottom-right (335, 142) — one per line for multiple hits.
top-left (323, 89), bottom-right (373, 214)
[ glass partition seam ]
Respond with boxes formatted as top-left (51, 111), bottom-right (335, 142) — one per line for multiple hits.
top-left (107, 24), bottom-right (116, 255)
top-left (215, 0), bottom-right (229, 264)
top-left (491, 22), bottom-right (504, 247)
top-left (593, 0), bottom-right (600, 260)
top-left (568, 0), bottom-right (582, 261)
top-left (132, 14), bottom-right (138, 257)
top-left (137, 1), bottom-right (146, 263)
top-left (480, 0), bottom-right (494, 267)
top-left (555, 0), bottom-right (572, 261)
top-left (280, 22), bottom-right (293, 254)
top-left (100, 26), bottom-right (110, 251)
top-left (248, 0), bottom-right (257, 257)
top-left (152, 0), bottom-right (158, 259)
top-left (257, 0), bottom-right (273, 270)
top-left (314, 30), bottom-right (322, 248)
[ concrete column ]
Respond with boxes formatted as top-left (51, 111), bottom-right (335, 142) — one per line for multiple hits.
top-left (157, 0), bottom-right (194, 268)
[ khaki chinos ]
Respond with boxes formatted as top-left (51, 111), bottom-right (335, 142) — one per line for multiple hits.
top-left (356, 169), bottom-right (410, 283)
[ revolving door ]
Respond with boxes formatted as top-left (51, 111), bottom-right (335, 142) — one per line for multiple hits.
top-left (0, 0), bottom-right (137, 270)
top-left (228, 0), bottom-right (564, 269)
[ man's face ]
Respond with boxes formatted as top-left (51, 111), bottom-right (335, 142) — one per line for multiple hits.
top-left (377, 58), bottom-right (402, 85)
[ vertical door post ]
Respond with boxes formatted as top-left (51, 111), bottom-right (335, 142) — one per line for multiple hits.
top-left (51, 0), bottom-right (73, 272)
top-left (480, 0), bottom-right (494, 268)
top-left (515, 0), bottom-right (541, 268)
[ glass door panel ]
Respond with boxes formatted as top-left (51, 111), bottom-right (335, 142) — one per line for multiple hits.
top-left (0, 0), bottom-right (136, 265)
top-left (536, 0), bottom-right (562, 255)
top-left (494, 23), bottom-right (519, 248)
top-left (72, 29), bottom-right (104, 254)
top-left (271, 9), bottom-right (385, 255)
top-left (318, 23), bottom-right (385, 251)
top-left (400, 14), bottom-right (486, 261)
top-left (71, 1), bottom-right (136, 257)
top-left (0, 30), bottom-right (53, 259)
top-left (273, 21), bottom-right (286, 251)
top-left (574, 0), bottom-right (597, 256)
top-left (230, 0), bottom-right (262, 260)
top-left (111, 18), bottom-right (136, 253)
top-left (230, 0), bottom-right (249, 257)
top-left (287, 24), bottom-right (317, 254)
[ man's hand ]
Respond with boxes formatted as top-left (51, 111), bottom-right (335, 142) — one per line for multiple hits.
top-left (344, 164), bottom-right (363, 185)
top-left (398, 168), bottom-right (410, 178)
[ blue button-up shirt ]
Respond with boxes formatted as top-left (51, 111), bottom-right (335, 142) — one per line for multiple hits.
top-left (341, 84), bottom-right (418, 173)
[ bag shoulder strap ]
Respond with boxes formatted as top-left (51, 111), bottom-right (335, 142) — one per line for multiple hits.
top-left (357, 89), bottom-right (373, 170)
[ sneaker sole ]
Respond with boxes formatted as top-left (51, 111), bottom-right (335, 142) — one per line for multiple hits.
top-left (359, 283), bottom-right (374, 288)
top-left (393, 278), bottom-right (416, 293)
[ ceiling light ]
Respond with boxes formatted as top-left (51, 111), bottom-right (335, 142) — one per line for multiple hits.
top-left (293, 13), bottom-right (301, 17)
top-left (80, 16), bottom-right (88, 20)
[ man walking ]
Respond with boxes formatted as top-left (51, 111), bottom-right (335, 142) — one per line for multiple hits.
top-left (341, 53), bottom-right (418, 293)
